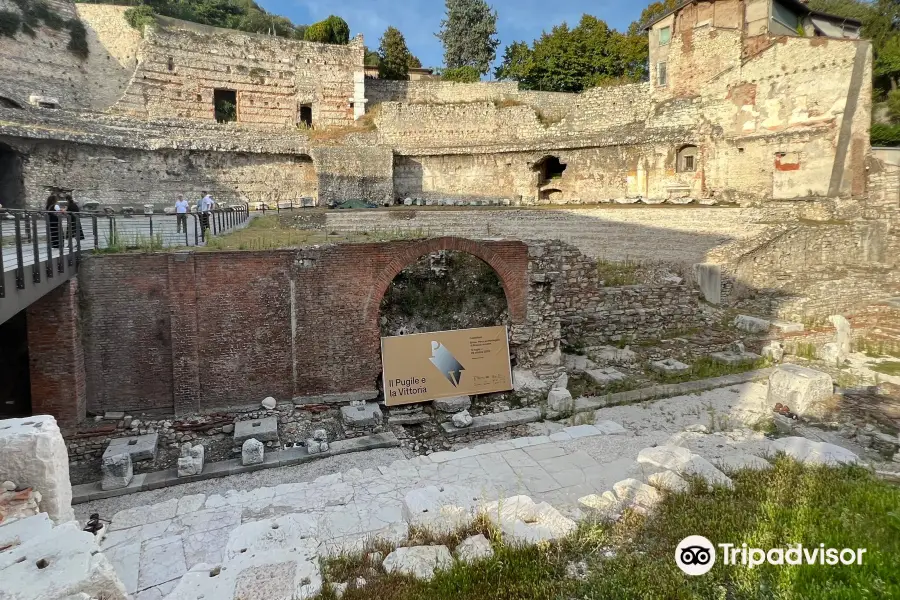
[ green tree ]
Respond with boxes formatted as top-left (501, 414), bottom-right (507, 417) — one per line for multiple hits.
top-left (304, 15), bottom-right (350, 44)
top-left (364, 46), bottom-right (381, 67)
top-left (378, 26), bottom-right (411, 80)
top-left (494, 14), bottom-right (647, 92)
top-left (494, 41), bottom-right (531, 81)
top-left (408, 54), bottom-right (423, 69)
top-left (436, 0), bottom-right (499, 75)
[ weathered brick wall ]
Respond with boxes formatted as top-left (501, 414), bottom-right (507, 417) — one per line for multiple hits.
top-left (366, 80), bottom-right (520, 105)
top-left (73, 238), bottom-right (533, 415)
top-left (109, 15), bottom-right (363, 127)
top-left (26, 279), bottom-right (86, 427)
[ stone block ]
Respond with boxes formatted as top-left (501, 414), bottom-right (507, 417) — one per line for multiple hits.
top-left (103, 433), bottom-right (159, 463)
top-left (585, 367), bottom-right (627, 385)
top-left (241, 439), bottom-right (264, 466)
top-left (455, 534), bottom-right (494, 564)
top-left (513, 369), bottom-right (549, 394)
top-left (648, 470), bottom-right (689, 493)
top-left (773, 413), bottom-right (795, 434)
top-left (734, 315), bottom-right (770, 333)
top-left (403, 485), bottom-right (482, 534)
top-left (771, 320), bottom-right (804, 333)
top-left (649, 358), bottom-right (690, 375)
top-left (0, 521), bottom-right (128, 599)
top-left (591, 346), bottom-right (637, 365)
top-left (577, 491), bottom-right (623, 521)
top-left (710, 351), bottom-right (761, 366)
top-left (177, 444), bottom-right (205, 478)
top-left (482, 495), bottom-right (577, 545)
top-left (433, 395), bottom-right (471, 413)
top-left (340, 404), bottom-right (382, 427)
top-left (452, 410), bottom-right (473, 428)
top-left (546, 388), bottom-right (574, 413)
top-left (612, 478), bottom-right (663, 514)
top-left (637, 445), bottom-right (733, 489)
top-left (767, 365), bottom-right (834, 419)
top-left (234, 417), bottom-right (279, 444)
top-left (761, 341), bottom-right (784, 362)
top-left (768, 437), bottom-right (860, 466)
top-left (383, 546), bottom-right (453, 581)
top-left (693, 263), bottom-right (721, 304)
top-left (101, 453), bottom-right (133, 491)
top-left (312, 429), bottom-right (328, 442)
top-left (441, 408), bottom-right (542, 436)
top-left (0, 415), bottom-right (74, 523)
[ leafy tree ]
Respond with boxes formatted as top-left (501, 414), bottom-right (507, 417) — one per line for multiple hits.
top-left (494, 14), bottom-right (649, 92)
top-left (364, 46), bottom-right (381, 67)
top-left (304, 14), bottom-right (350, 44)
top-left (378, 26), bottom-right (411, 80)
top-left (408, 54), bottom-right (423, 69)
top-left (494, 41), bottom-right (531, 81)
top-left (441, 65), bottom-right (480, 82)
top-left (436, 0), bottom-right (499, 75)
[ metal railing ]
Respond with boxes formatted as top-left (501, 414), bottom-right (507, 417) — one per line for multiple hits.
top-left (0, 204), bottom-right (249, 320)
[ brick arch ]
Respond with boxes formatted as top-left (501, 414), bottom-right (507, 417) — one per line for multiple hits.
top-left (363, 237), bottom-right (528, 329)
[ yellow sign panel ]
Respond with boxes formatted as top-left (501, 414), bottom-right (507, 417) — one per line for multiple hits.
top-left (381, 326), bottom-right (513, 406)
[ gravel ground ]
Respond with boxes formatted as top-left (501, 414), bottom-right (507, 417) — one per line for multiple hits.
top-left (75, 447), bottom-right (405, 523)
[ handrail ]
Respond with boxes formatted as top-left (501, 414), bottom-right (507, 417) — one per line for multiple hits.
top-left (0, 203), bottom-right (251, 307)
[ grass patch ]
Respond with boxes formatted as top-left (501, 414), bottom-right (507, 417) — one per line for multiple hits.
top-left (855, 338), bottom-right (900, 359)
top-left (653, 356), bottom-right (771, 385)
top-left (795, 342), bottom-right (818, 360)
top-left (313, 461), bottom-right (900, 600)
top-left (92, 230), bottom-right (163, 254)
top-left (535, 108), bottom-right (564, 127)
top-left (568, 373), bottom-right (644, 399)
top-left (870, 361), bottom-right (900, 376)
top-left (596, 258), bottom-right (641, 286)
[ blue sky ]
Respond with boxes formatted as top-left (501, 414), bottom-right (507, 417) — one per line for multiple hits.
top-left (256, 0), bottom-right (647, 73)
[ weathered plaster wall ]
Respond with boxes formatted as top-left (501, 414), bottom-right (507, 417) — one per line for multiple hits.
top-left (110, 16), bottom-right (363, 127)
top-left (76, 4), bottom-right (142, 111)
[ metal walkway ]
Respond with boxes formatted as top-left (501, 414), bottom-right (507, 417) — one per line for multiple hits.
top-left (0, 207), bottom-right (250, 325)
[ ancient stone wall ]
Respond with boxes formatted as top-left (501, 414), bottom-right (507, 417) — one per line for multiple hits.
top-left (0, 0), bottom-right (90, 108)
top-left (7, 137), bottom-right (318, 207)
top-left (109, 15), bottom-right (363, 127)
top-left (366, 80), bottom-right (519, 105)
top-left (529, 241), bottom-right (701, 348)
top-left (76, 4), bottom-right (143, 111)
top-left (316, 146), bottom-right (393, 205)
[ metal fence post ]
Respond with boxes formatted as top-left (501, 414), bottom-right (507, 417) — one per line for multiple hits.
top-left (31, 215), bottom-right (40, 283)
top-left (13, 215), bottom-right (24, 289)
top-left (44, 214), bottom-right (53, 278)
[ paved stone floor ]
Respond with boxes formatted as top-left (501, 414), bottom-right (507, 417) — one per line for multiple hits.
top-left (93, 382), bottom-right (776, 599)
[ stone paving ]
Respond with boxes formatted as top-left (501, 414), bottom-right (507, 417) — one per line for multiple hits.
top-left (97, 381), bottom-right (782, 599)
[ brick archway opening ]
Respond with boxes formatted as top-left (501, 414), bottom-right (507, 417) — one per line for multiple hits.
top-left (364, 237), bottom-right (528, 329)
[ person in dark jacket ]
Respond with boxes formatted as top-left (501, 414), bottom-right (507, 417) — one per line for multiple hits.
top-left (66, 194), bottom-right (85, 241)
top-left (45, 194), bottom-right (61, 248)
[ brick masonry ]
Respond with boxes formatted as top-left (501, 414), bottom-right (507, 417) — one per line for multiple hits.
top-left (66, 238), bottom-right (531, 418)
top-left (26, 279), bottom-right (86, 426)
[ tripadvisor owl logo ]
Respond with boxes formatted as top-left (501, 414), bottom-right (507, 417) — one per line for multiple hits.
top-left (676, 536), bottom-right (716, 576)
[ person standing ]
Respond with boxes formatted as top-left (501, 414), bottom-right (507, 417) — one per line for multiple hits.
top-left (198, 191), bottom-right (214, 239)
top-left (65, 194), bottom-right (84, 241)
top-left (175, 195), bottom-right (189, 234)
top-left (45, 194), bottom-right (62, 248)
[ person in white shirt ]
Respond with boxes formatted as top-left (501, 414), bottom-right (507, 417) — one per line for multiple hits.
top-left (175, 195), bottom-right (189, 233)
top-left (198, 191), bottom-right (215, 238)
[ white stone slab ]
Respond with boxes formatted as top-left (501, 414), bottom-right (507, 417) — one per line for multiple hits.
top-left (767, 365), bottom-right (834, 419)
top-left (0, 415), bottom-right (74, 523)
top-left (383, 545), bottom-right (453, 580)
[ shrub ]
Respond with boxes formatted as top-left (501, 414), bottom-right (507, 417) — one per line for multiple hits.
top-left (440, 65), bottom-right (480, 83)
top-left (124, 5), bottom-right (155, 35)
top-left (67, 18), bottom-right (88, 59)
top-left (0, 10), bottom-right (21, 38)
top-left (871, 122), bottom-right (900, 147)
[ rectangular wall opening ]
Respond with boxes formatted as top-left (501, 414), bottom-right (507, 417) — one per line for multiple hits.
top-left (299, 104), bottom-right (312, 127)
top-left (213, 89), bottom-right (237, 123)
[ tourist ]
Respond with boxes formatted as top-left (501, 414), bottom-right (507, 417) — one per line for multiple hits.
top-left (45, 195), bottom-right (63, 248)
top-left (174, 194), bottom-right (189, 233)
top-left (65, 194), bottom-right (85, 241)
top-left (198, 191), bottom-right (215, 238)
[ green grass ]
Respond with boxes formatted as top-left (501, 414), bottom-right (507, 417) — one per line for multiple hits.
top-left (596, 258), bottom-right (641, 286)
top-left (795, 343), bottom-right (818, 360)
top-left (92, 230), bottom-right (163, 254)
top-left (870, 361), bottom-right (900, 376)
top-left (653, 356), bottom-right (771, 385)
top-left (856, 338), bottom-right (900, 360)
top-left (312, 460), bottom-right (900, 600)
